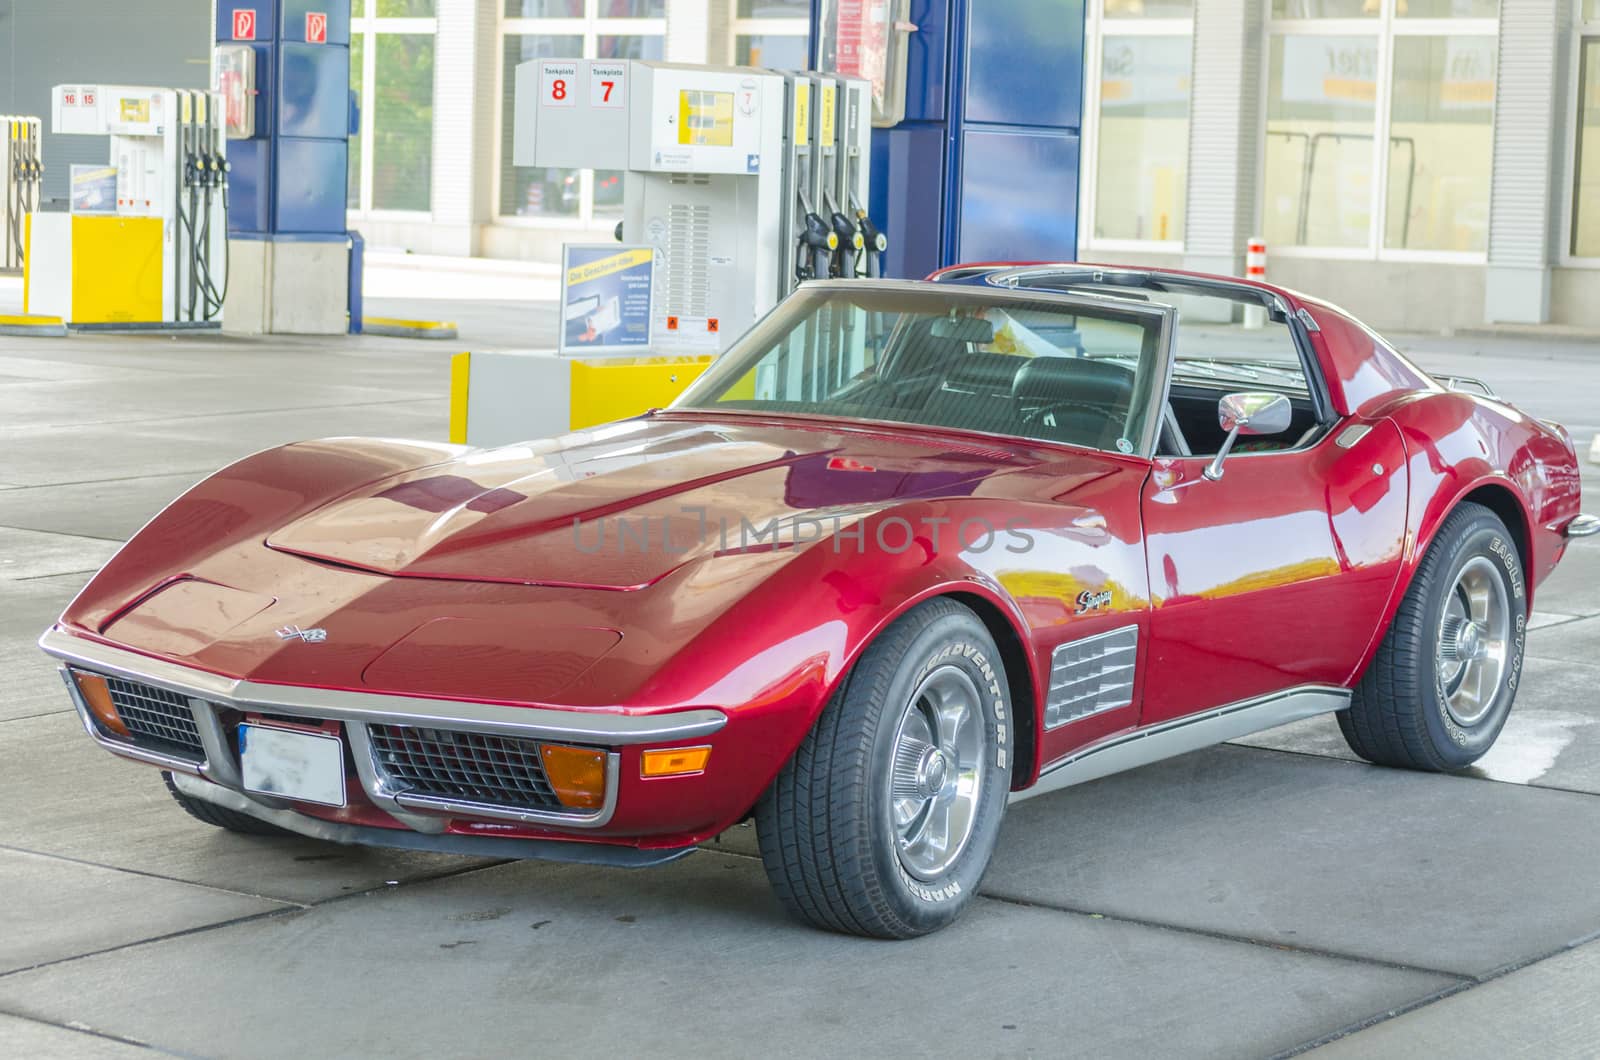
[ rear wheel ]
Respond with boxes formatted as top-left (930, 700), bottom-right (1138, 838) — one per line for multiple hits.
top-left (755, 599), bottom-right (1014, 938)
top-left (163, 772), bottom-right (293, 837)
top-left (1339, 502), bottom-right (1527, 770)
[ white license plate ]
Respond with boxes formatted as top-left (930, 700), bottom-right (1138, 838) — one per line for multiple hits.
top-left (239, 724), bottom-right (347, 807)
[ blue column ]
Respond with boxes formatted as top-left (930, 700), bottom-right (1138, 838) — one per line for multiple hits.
top-left (826, 0), bottom-right (1085, 279)
top-left (215, 0), bottom-right (352, 240)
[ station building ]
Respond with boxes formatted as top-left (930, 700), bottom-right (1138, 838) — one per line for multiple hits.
top-left (2, 0), bottom-right (1598, 331)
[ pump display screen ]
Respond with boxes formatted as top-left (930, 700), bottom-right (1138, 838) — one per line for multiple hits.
top-left (678, 90), bottom-right (735, 147)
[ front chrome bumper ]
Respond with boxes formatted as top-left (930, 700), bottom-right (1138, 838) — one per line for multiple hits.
top-left (41, 626), bottom-right (727, 834)
top-left (165, 772), bottom-right (695, 868)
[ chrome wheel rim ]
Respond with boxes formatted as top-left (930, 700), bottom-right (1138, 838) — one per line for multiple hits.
top-left (889, 664), bottom-right (986, 881)
top-left (1436, 555), bottom-right (1511, 727)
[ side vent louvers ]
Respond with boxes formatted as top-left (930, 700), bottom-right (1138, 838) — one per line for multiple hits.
top-left (1045, 625), bottom-right (1138, 729)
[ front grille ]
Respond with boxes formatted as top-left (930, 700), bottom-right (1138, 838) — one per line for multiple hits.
top-left (105, 677), bottom-right (206, 759)
top-left (366, 725), bottom-right (566, 812)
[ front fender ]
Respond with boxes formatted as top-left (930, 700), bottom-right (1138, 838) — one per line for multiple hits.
top-left (634, 488), bottom-right (1147, 823)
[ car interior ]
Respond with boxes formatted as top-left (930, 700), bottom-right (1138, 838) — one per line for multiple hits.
top-left (1001, 273), bottom-right (1333, 458)
top-left (710, 276), bottom-right (1332, 458)
top-left (835, 316), bottom-right (1150, 453)
top-left (856, 315), bottom-right (1324, 458)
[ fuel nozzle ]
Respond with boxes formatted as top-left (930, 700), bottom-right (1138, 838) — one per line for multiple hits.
top-left (795, 194), bottom-right (837, 283)
top-left (854, 200), bottom-right (887, 278)
top-left (828, 195), bottom-right (862, 279)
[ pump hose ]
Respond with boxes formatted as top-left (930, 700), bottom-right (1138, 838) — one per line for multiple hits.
top-left (184, 179), bottom-right (228, 319)
top-left (195, 185), bottom-right (230, 316)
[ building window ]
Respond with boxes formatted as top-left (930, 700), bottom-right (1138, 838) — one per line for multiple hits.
top-left (1385, 34), bottom-right (1494, 252)
top-left (350, 2), bottom-right (439, 216)
top-left (1263, 0), bottom-right (1498, 259)
top-left (1572, 21), bottom-right (1600, 257)
top-left (1263, 35), bottom-right (1378, 249)
top-left (733, 0), bottom-right (811, 69)
top-left (1082, 2), bottom-right (1194, 250)
top-left (498, 1), bottom-right (666, 223)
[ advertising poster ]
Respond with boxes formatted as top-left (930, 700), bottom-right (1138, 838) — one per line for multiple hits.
top-left (69, 165), bottom-right (118, 215)
top-left (559, 244), bottom-right (656, 355)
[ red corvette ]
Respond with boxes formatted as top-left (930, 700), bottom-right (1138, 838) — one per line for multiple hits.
top-left (41, 265), bottom-right (1595, 938)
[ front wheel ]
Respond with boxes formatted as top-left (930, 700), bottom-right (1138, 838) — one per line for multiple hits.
top-left (1339, 501), bottom-right (1527, 770)
top-left (163, 772), bottom-right (293, 837)
top-left (755, 599), bottom-right (1014, 938)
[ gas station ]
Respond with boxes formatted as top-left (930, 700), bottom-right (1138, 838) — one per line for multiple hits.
top-left (3, 1), bottom-right (1600, 1056)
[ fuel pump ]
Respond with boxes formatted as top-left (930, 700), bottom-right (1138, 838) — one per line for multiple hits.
top-left (176, 90), bottom-right (230, 322)
top-left (30, 85), bottom-right (227, 326)
top-left (831, 80), bottom-right (876, 279)
top-left (473, 59), bottom-right (879, 444)
top-left (2, 116), bottom-right (42, 272)
top-left (779, 75), bottom-right (831, 286)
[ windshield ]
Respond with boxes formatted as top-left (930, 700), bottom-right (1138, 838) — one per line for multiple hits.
top-left (674, 284), bottom-right (1169, 455)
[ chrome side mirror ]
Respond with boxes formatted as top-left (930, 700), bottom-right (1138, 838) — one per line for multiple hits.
top-left (1204, 392), bottom-right (1294, 481)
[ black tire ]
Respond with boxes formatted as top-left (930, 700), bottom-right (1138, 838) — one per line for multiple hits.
top-left (1340, 502), bottom-right (1527, 771)
top-left (755, 598), bottom-right (1014, 938)
top-left (163, 772), bottom-right (293, 837)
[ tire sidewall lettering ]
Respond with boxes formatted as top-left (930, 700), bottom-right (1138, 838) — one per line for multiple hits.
top-left (1430, 525), bottom-right (1525, 752)
top-left (889, 632), bottom-right (1011, 907)
top-left (1488, 535), bottom-right (1525, 601)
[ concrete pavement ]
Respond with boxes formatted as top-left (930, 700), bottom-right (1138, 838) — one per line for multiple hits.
top-left (1, 275), bottom-right (1598, 1057)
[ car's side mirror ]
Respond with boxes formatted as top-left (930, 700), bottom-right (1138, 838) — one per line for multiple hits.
top-left (1203, 392), bottom-right (1294, 481)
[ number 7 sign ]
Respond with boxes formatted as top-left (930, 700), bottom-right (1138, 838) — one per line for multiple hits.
top-left (589, 62), bottom-right (626, 109)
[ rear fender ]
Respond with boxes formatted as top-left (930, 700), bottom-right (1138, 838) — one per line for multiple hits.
top-left (1351, 392), bottom-right (1571, 680)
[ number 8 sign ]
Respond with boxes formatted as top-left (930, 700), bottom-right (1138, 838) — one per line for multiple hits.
top-left (540, 61), bottom-right (578, 108)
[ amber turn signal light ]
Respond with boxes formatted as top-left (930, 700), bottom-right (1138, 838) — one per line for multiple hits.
top-left (640, 746), bottom-right (712, 778)
top-left (538, 743), bottom-right (608, 811)
top-left (72, 671), bottom-right (129, 737)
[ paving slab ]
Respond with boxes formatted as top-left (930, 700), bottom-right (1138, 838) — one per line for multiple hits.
top-left (0, 527), bottom-right (120, 580)
top-left (1, 572), bottom-right (87, 722)
top-left (0, 851), bottom-right (1455, 1060)
top-left (0, 376), bottom-right (432, 433)
top-left (1528, 543), bottom-right (1600, 618)
top-left (0, 1013), bottom-right (161, 1059)
top-left (1308, 938), bottom-right (1600, 1059)
top-left (1521, 613), bottom-right (1600, 666)
top-left (0, 847), bottom-right (288, 975)
top-left (0, 473), bottom-right (202, 543)
top-left (1234, 655), bottom-right (1600, 794)
top-left (981, 744), bottom-right (1600, 978)
top-left (0, 713), bottom-right (504, 905)
top-left (133, 399), bottom-right (447, 454)
top-left (0, 424), bottom-right (237, 489)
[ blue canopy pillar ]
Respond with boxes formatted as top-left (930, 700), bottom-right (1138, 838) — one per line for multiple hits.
top-left (215, 0), bottom-right (356, 334)
top-left (821, 0), bottom-right (1085, 280)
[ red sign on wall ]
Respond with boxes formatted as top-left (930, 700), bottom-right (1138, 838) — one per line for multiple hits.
top-left (232, 8), bottom-right (256, 41)
top-left (306, 12), bottom-right (327, 44)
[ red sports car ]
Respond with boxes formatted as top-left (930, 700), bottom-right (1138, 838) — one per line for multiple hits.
top-left (41, 265), bottom-right (1595, 938)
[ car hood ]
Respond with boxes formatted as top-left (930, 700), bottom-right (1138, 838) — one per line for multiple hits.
top-left (264, 416), bottom-right (1101, 590)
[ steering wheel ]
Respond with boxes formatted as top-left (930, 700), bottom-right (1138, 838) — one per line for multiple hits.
top-left (1020, 400), bottom-right (1113, 427)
